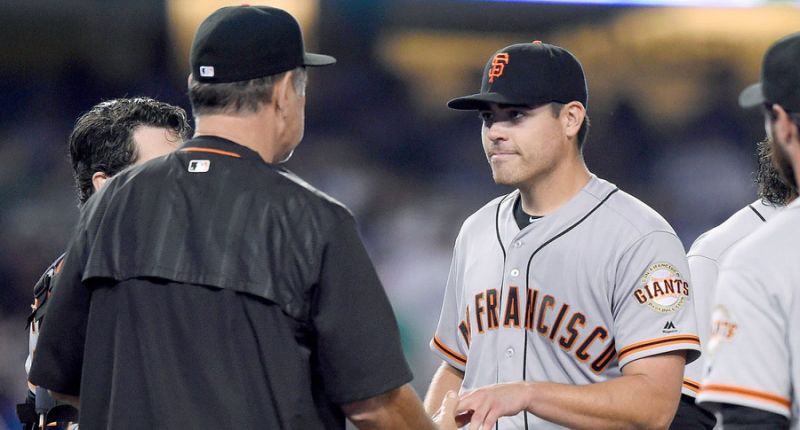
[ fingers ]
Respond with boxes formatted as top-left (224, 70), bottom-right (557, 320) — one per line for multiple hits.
top-left (482, 410), bottom-right (501, 430)
top-left (439, 391), bottom-right (459, 418)
top-left (468, 405), bottom-right (488, 430)
top-left (455, 410), bottom-right (474, 427)
top-left (459, 389), bottom-right (501, 430)
top-left (433, 391), bottom-right (460, 430)
top-left (456, 389), bottom-right (477, 414)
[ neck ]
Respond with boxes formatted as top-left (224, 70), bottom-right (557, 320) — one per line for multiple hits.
top-left (517, 157), bottom-right (591, 216)
top-left (193, 111), bottom-right (282, 163)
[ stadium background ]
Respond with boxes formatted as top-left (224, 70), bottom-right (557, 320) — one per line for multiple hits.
top-left (0, 0), bottom-right (798, 427)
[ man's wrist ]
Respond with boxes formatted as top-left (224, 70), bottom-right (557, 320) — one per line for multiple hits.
top-left (523, 381), bottom-right (539, 413)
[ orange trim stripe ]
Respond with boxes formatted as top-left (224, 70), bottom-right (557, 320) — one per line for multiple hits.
top-left (683, 378), bottom-right (700, 393)
top-left (54, 259), bottom-right (65, 274)
top-left (701, 384), bottom-right (791, 409)
top-left (618, 335), bottom-right (700, 360)
top-left (180, 147), bottom-right (241, 158)
top-left (432, 336), bottom-right (467, 365)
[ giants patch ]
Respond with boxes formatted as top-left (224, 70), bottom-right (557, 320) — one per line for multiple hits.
top-left (633, 263), bottom-right (689, 313)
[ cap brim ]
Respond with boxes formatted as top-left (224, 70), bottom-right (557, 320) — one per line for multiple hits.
top-left (303, 52), bottom-right (336, 67)
top-left (739, 82), bottom-right (765, 108)
top-left (447, 92), bottom-right (531, 110)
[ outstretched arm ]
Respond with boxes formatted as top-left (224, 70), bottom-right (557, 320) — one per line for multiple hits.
top-left (424, 362), bottom-right (464, 415)
top-left (458, 351), bottom-right (685, 430)
top-left (343, 384), bottom-right (460, 430)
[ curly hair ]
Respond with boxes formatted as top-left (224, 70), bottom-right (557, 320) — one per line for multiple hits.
top-left (755, 137), bottom-right (796, 206)
top-left (69, 97), bottom-right (191, 204)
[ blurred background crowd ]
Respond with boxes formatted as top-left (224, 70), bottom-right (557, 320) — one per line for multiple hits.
top-left (0, 0), bottom-right (798, 427)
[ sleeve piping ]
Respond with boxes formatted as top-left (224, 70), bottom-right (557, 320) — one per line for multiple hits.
top-left (683, 378), bottom-right (700, 395)
top-left (431, 336), bottom-right (466, 366)
top-left (618, 334), bottom-right (700, 361)
top-left (699, 384), bottom-right (791, 410)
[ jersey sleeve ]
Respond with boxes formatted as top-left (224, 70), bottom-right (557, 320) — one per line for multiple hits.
top-left (430, 232), bottom-right (468, 371)
top-left (683, 253), bottom-right (720, 396)
top-left (612, 231), bottom-right (701, 369)
top-left (696, 263), bottom-right (792, 418)
top-left (310, 215), bottom-right (413, 405)
top-left (28, 228), bottom-right (91, 396)
top-left (430, 230), bottom-right (471, 372)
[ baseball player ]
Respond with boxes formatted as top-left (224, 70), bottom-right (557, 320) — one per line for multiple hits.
top-left (17, 97), bottom-right (190, 430)
top-left (679, 136), bottom-right (795, 428)
top-left (425, 41), bottom-right (701, 429)
top-left (28, 6), bottom-right (460, 429)
top-left (696, 32), bottom-right (800, 429)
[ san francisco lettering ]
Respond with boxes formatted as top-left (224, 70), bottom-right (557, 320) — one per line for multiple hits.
top-left (459, 286), bottom-right (615, 374)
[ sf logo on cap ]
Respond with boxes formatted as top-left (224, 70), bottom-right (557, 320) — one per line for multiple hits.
top-left (488, 53), bottom-right (510, 83)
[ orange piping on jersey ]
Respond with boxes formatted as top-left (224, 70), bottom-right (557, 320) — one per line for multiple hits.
top-left (432, 336), bottom-right (467, 366)
top-left (180, 147), bottom-right (242, 158)
top-left (700, 384), bottom-right (791, 409)
top-left (683, 378), bottom-right (700, 393)
top-left (618, 335), bottom-right (700, 361)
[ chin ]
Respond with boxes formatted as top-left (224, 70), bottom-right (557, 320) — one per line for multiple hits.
top-left (491, 171), bottom-right (517, 187)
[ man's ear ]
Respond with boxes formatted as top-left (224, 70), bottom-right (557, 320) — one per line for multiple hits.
top-left (773, 104), bottom-right (799, 149)
top-left (272, 72), bottom-right (294, 115)
top-left (92, 171), bottom-right (110, 193)
top-left (563, 101), bottom-right (586, 140)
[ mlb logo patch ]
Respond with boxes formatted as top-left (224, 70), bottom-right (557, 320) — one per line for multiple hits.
top-left (199, 66), bottom-right (215, 77)
top-left (188, 160), bottom-right (210, 173)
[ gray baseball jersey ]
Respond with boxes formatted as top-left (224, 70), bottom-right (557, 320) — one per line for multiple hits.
top-left (432, 175), bottom-right (701, 429)
top-left (685, 200), bottom-right (781, 398)
top-left (696, 198), bottom-right (800, 427)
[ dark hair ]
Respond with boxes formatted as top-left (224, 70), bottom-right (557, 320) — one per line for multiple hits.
top-left (756, 137), bottom-right (796, 205)
top-left (188, 67), bottom-right (307, 116)
top-left (550, 102), bottom-right (590, 150)
top-left (69, 97), bottom-right (191, 204)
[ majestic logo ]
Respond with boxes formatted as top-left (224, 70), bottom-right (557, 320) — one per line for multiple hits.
top-left (633, 263), bottom-right (689, 313)
top-left (188, 160), bottom-right (211, 173)
top-left (488, 53), bottom-right (510, 83)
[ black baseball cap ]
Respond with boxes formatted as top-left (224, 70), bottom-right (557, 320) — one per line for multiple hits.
top-left (739, 32), bottom-right (800, 111)
top-left (448, 41), bottom-right (588, 110)
top-left (190, 5), bottom-right (336, 83)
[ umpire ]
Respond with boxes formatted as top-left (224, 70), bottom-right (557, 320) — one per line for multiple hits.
top-left (29, 6), bottom-right (458, 429)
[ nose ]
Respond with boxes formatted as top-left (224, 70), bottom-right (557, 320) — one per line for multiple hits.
top-left (484, 120), bottom-right (507, 144)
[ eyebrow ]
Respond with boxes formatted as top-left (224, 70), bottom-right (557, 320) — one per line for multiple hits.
top-left (479, 103), bottom-right (532, 112)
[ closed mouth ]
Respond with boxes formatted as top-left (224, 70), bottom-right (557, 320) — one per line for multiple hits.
top-left (489, 151), bottom-right (518, 160)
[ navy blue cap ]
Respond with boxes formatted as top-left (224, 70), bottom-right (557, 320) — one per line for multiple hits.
top-left (191, 5), bottom-right (336, 83)
top-left (448, 41), bottom-right (587, 110)
top-left (739, 32), bottom-right (800, 111)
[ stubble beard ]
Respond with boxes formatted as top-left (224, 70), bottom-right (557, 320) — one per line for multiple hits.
top-left (489, 161), bottom-right (522, 187)
top-left (770, 136), bottom-right (799, 193)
